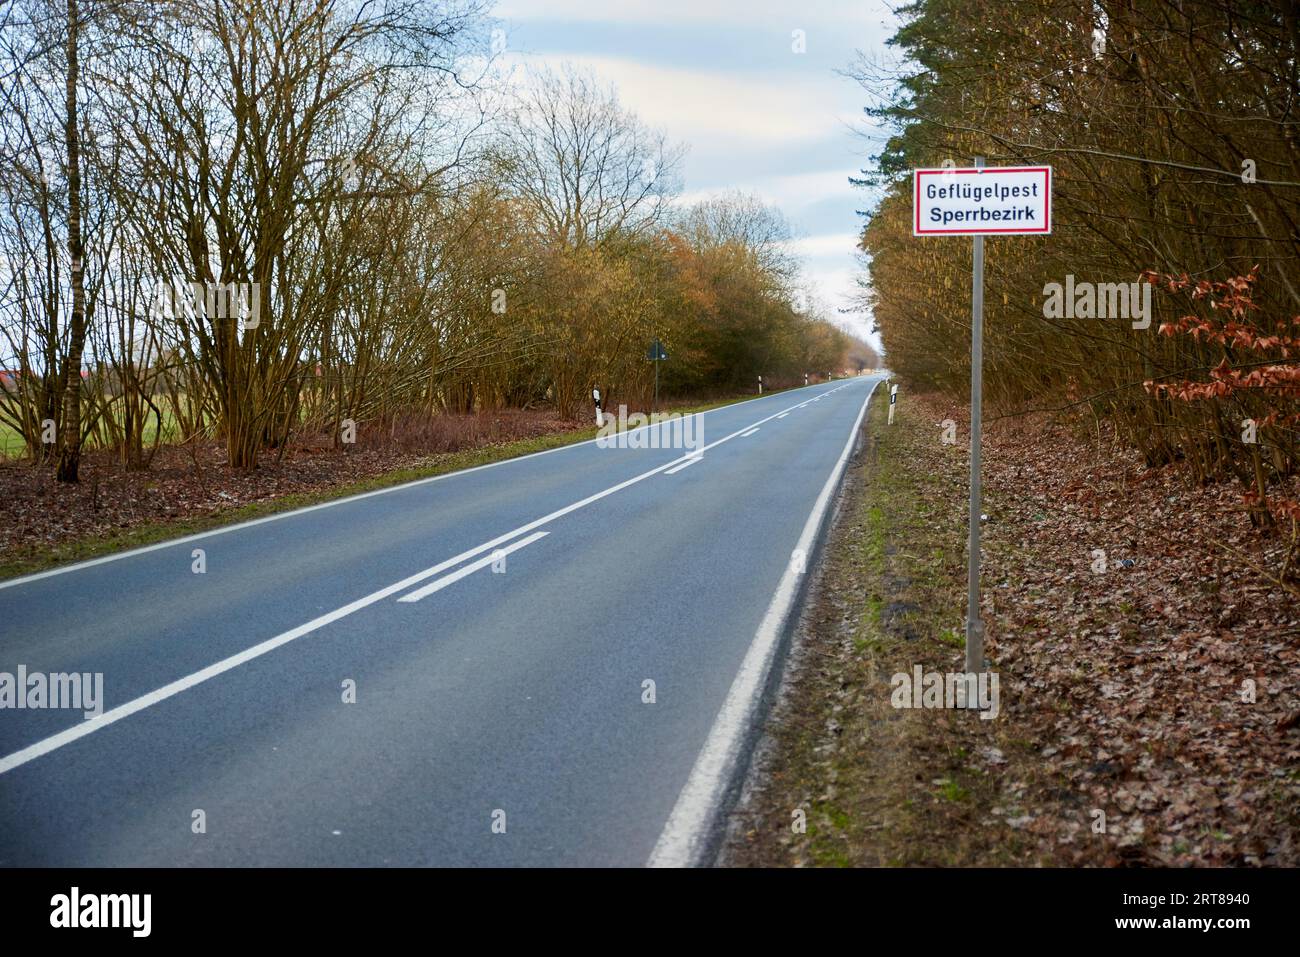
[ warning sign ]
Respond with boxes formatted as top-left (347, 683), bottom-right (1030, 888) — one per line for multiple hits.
top-left (913, 166), bottom-right (1051, 236)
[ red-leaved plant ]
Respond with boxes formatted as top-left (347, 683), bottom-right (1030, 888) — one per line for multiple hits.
top-left (1141, 266), bottom-right (1300, 536)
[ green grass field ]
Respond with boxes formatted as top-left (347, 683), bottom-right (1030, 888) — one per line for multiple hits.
top-left (0, 399), bottom-right (190, 460)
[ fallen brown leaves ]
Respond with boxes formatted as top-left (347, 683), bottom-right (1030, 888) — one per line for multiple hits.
top-left (723, 387), bottom-right (1299, 867)
top-left (975, 395), bottom-right (1300, 866)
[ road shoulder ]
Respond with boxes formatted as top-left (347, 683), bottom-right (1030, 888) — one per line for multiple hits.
top-left (719, 387), bottom-right (1299, 867)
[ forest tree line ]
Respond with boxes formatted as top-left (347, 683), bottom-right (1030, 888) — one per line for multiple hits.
top-left (856, 0), bottom-right (1299, 526)
top-left (0, 0), bottom-right (872, 478)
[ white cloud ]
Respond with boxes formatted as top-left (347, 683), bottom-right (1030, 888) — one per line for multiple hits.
top-left (755, 170), bottom-right (858, 210)
top-left (671, 175), bottom-right (856, 220)
top-left (496, 0), bottom-right (883, 28)
top-left (503, 52), bottom-right (856, 145)
top-left (783, 231), bottom-right (861, 258)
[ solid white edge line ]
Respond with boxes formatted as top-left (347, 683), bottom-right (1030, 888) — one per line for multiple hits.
top-left (397, 531), bottom-right (548, 602)
top-left (0, 383), bottom-right (870, 776)
top-left (0, 382), bottom-right (848, 593)
top-left (646, 378), bottom-right (879, 868)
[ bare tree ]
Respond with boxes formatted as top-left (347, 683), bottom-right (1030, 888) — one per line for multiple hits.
top-left (499, 64), bottom-right (684, 251)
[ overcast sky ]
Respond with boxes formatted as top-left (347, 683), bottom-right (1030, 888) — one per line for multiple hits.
top-left (489, 0), bottom-right (899, 350)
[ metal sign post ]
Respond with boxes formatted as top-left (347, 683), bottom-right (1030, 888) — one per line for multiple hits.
top-left (966, 157), bottom-right (986, 673)
top-left (646, 338), bottom-right (668, 413)
top-left (912, 157), bottom-right (1052, 676)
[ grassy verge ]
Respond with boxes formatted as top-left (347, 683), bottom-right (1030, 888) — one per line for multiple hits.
top-left (0, 430), bottom-right (594, 582)
top-left (0, 385), bottom-right (801, 583)
top-left (721, 387), bottom-right (1045, 867)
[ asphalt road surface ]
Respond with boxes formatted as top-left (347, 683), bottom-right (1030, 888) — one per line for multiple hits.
top-left (0, 374), bottom-right (881, 866)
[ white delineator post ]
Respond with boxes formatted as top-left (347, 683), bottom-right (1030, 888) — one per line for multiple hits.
top-left (758, 375), bottom-right (763, 394)
top-left (888, 384), bottom-right (898, 424)
top-left (593, 388), bottom-right (603, 427)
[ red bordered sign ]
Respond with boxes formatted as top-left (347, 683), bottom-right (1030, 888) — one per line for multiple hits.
top-left (913, 166), bottom-right (1052, 236)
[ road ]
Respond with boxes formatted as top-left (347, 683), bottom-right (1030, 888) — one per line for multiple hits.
top-left (0, 374), bottom-right (881, 866)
